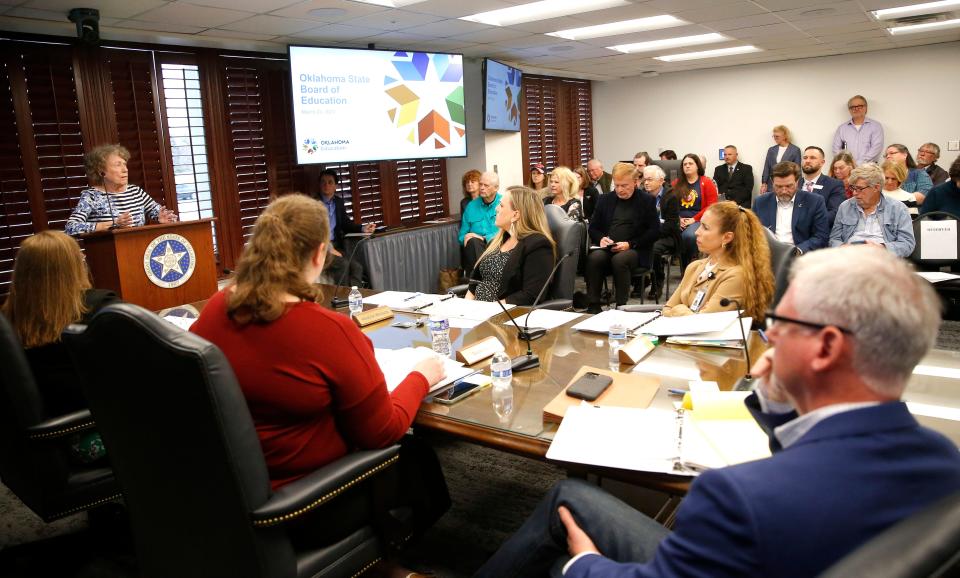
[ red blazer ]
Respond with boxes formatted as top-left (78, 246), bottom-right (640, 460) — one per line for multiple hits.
top-left (191, 289), bottom-right (428, 489)
top-left (671, 176), bottom-right (718, 222)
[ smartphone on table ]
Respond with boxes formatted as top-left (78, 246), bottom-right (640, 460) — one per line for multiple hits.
top-left (566, 372), bottom-right (613, 402)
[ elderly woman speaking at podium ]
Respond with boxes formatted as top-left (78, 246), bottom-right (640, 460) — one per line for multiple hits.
top-left (64, 144), bottom-right (177, 236)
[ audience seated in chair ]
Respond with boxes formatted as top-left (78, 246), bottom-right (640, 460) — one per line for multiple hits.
top-left (664, 201), bottom-right (773, 322)
top-left (312, 168), bottom-right (374, 288)
top-left (798, 146), bottom-right (845, 228)
top-left (920, 155), bottom-right (960, 218)
top-left (2, 230), bottom-right (119, 463)
top-left (643, 165), bottom-right (679, 301)
top-left (674, 153), bottom-right (719, 269)
top-left (191, 194), bottom-right (449, 537)
top-left (459, 170), bottom-right (502, 276)
top-left (466, 186), bottom-right (557, 306)
top-left (544, 166), bottom-right (584, 221)
top-left (585, 162), bottom-right (659, 313)
top-left (459, 168), bottom-right (481, 215)
top-left (752, 161), bottom-right (829, 255)
top-left (477, 245), bottom-right (960, 578)
top-left (830, 163), bottom-right (915, 257)
top-left (885, 143), bottom-right (934, 201)
top-left (916, 142), bottom-right (950, 186)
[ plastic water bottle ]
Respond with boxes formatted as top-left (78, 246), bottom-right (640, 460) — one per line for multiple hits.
top-left (428, 313), bottom-right (451, 357)
top-left (608, 321), bottom-right (627, 370)
top-left (348, 286), bottom-right (363, 317)
top-left (490, 352), bottom-right (514, 420)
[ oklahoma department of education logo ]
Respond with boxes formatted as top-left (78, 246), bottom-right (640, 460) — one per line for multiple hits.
top-left (143, 234), bottom-right (196, 289)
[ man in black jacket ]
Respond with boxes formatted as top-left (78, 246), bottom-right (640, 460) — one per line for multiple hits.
top-left (313, 169), bottom-right (374, 287)
top-left (642, 165), bottom-right (679, 301)
top-left (713, 145), bottom-right (754, 208)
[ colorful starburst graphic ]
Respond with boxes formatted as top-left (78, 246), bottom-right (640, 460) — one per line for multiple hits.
top-left (384, 52), bottom-right (465, 150)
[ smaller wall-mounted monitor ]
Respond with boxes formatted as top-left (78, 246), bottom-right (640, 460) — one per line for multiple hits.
top-left (483, 59), bottom-right (522, 132)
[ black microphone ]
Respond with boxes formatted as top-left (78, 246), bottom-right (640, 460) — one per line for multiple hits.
top-left (104, 190), bottom-right (117, 230)
top-left (496, 298), bottom-right (539, 373)
top-left (719, 298), bottom-right (753, 391)
top-left (518, 250), bottom-right (575, 342)
top-left (330, 234), bottom-right (373, 308)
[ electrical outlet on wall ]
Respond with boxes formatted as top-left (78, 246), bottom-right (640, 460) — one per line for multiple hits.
top-left (948, 140), bottom-right (960, 151)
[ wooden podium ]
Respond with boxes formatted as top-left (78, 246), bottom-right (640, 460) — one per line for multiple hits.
top-left (81, 218), bottom-right (218, 311)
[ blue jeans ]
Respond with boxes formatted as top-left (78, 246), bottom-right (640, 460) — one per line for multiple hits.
top-left (681, 221), bottom-right (700, 268)
top-left (474, 479), bottom-right (669, 577)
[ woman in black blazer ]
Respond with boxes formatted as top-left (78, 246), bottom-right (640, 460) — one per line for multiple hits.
top-left (761, 125), bottom-right (802, 194)
top-left (466, 186), bottom-right (557, 305)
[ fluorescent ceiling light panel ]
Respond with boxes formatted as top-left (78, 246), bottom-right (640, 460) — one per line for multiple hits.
top-left (347, 0), bottom-right (427, 6)
top-left (547, 15), bottom-right (686, 40)
top-left (654, 45), bottom-right (761, 62)
top-left (461, 0), bottom-right (629, 27)
top-left (871, 0), bottom-right (960, 20)
top-left (887, 17), bottom-right (960, 33)
top-left (608, 32), bottom-right (725, 54)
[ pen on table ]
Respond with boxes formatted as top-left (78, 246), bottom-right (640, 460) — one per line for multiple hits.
top-left (413, 294), bottom-right (453, 312)
top-left (402, 292), bottom-right (423, 302)
top-left (437, 293), bottom-right (455, 303)
top-left (758, 328), bottom-right (769, 343)
top-left (667, 388), bottom-right (687, 397)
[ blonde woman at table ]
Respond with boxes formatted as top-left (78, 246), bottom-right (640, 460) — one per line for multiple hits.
top-left (190, 194), bottom-right (450, 539)
top-left (466, 186), bottom-right (556, 305)
top-left (663, 201), bottom-right (774, 322)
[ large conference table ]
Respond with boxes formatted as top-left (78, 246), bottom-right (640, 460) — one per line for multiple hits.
top-left (175, 285), bottom-right (960, 494)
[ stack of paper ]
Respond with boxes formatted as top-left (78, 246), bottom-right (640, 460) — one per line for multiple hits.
top-left (419, 297), bottom-right (515, 323)
top-left (374, 346), bottom-right (475, 393)
top-left (641, 310), bottom-right (739, 337)
top-left (503, 308), bottom-right (584, 331)
top-left (571, 309), bottom-right (660, 334)
top-left (916, 271), bottom-right (960, 284)
top-left (364, 291), bottom-right (452, 313)
top-left (665, 317), bottom-right (752, 349)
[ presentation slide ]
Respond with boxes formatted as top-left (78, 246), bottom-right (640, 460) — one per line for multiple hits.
top-left (484, 59), bottom-right (522, 132)
top-left (289, 46), bottom-right (466, 164)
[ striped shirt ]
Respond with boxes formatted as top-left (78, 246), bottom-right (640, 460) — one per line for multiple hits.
top-left (64, 185), bottom-right (163, 236)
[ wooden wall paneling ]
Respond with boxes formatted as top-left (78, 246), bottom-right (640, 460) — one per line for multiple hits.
top-left (4, 47), bottom-right (47, 231)
top-left (72, 44), bottom-right (117, 149)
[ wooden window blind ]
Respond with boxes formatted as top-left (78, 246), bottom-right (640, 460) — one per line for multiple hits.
top-left (394, 159), bottom-right (446, 222)
top-left (0, 59), bottom-right (34, 297)
top-left (349, 162), bottom-right (385, 225)
top-left (106, 49), bottom-right (167, 205)
top-left (521, 74), bottom-right (593, 172)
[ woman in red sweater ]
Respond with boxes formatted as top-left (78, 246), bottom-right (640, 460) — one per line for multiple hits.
top-left (672, 153), bottom-right (718, 268)
top-left (191, 194), bottom-right (445, 488)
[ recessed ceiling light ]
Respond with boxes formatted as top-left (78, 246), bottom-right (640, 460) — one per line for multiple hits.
top-left (308, 8), bottom-right (347, 18)
top-left (872, 0), bottom-right (960, 20)
top-left (461, 0), bottom-right (629, 27)
top-left (346, 0), bottom-right (428, 7)
top-left (653, 45), bottom-right (761, 62)
top-left (608, 32), bottom-right (726, 54)
top-left (546, 15), bottom-right (686, 40)
top-left (887, 17), bottom-right (960, 33)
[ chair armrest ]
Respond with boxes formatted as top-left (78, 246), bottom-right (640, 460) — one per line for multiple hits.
top-left (536, 299), bottom-right (573, 311)
top-left (447, 284), bottom-right (469, 296)
top-left (617, 304), bottom-right (662, 313)
top-left (251, 445), bottom-right (401, 527)
top-left (26, 409), bottom-right (96, 441)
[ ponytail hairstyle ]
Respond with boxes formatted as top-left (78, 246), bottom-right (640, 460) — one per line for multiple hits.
top-left (227, 194), bottom-right (329, 325)
top-left (3, 231), bottom-right (91, 348)
top-left (705, 201), bottom-right (774, 321)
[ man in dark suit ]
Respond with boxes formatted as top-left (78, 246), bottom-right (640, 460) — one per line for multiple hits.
top-left (798, 146), bottom-right (845, 227)
top-left (314, 168), bottom-right (374, 287)
top-left (713, 145), bottom-right (754, 208)
top-left (753, 161), bottom-right (829, 254)
top-left (642, 165), bottom-right (679, 300)
top-left (477, 246), bottom-right (960, 578)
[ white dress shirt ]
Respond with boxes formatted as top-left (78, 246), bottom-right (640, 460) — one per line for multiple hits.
top-left (775, 195), bottom-right (795, 245)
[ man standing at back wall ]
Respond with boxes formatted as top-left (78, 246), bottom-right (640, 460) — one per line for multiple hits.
top-left (713, 145), bottom-right (754, 208)
top-left (458, 171), bottom-right (501, 276)
top-left (832, 94), bottom-right (884, 164)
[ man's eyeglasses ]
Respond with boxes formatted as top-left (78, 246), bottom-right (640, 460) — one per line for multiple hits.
top-left (765, 311), bottom-right (853, 335)
top-left (848, 104), bottom-right (866, 110)
top-left (918, 149), bottom-right (937, 156)
top-left (850, 184), bottom-right (875, 193)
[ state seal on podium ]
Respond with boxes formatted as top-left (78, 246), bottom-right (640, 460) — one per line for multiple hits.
top-left (143, 233), bottom-right (196, 289)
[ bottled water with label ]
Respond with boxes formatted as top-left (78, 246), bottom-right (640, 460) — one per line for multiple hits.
top-left (348, 286), bottom-right (363, 317)
top-left (490, 351), bottom-right (513, 420)
top-left (428, 313), bottom-right (451, 357)
top-left (608, 321), bottom-right (627, 370)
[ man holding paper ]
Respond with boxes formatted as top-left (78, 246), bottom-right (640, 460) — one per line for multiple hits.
top-left (476, 245), bottom-right (960, 578)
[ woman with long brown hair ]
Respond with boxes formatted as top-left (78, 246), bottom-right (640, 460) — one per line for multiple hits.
top-left (664, 201), bottom-right (774, 322)
top-left (466, 186), bottom-right (556, 305)
top-left (673, 153), bottom-right (719, 268)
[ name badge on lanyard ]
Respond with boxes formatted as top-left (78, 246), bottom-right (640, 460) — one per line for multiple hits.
top-left (691, 290), bottom-right (707, 312)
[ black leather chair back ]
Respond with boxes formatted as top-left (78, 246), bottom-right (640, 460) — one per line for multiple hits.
top-left (910, 211), bottom-right (960, 270)
top-left (763, 227), bottom-right (800, 307)
top-left (64, 303), bottom-right (294, 578)
top-left (544, 204), bottom-right (585, 300)
top-left (819, 490), bottom-right (960, 577)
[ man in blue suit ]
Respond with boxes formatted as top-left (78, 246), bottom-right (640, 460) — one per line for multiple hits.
top-left (476, 246), bottom-right (960, 578)
top-left (753, 161), bottom-right (829, 254)
top-left (799, 145), bottom-right (845, 227)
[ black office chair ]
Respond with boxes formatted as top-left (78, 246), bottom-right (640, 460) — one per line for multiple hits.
top-left (909, 211), bottom-right (960, 271)
top-left (0, 313), bottom-right (121, 523)
top-left (63, 303), bottom-right (400, 578)
top-left (763, 227), bottom-right (800, 308)
top-left (819, 490), bottom-right (960, 577)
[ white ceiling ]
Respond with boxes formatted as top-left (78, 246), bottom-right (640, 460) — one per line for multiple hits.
top-left (1, 0), bottom-right (958, 79)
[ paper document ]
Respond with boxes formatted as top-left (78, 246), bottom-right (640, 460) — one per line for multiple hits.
top-left (642, 310), bottom-right (739, 337)
top-left (503, 308), bottom-right (583, 331)
top-left (363, 291), bottom-right (451, 312)
top-left (571, 309), bottom-right (660, 334)
top-left (163, 315), bottom-right (196, 331)
top-left (916, 271), bottom-right (960, 284)
top-left (419, 297), bottom-right (515, 322)
top-left (920, 220), bottom-right (958, 261)
top-left (374, 347), bottom-right (474, 393)
top-left (665, 318), bottom-right (752, 348)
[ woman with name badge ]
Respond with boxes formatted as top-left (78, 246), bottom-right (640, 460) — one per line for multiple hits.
top-left (663, 201), bottom-right (774, 322)
top-left (65, 144), bottom-right (177, 236)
